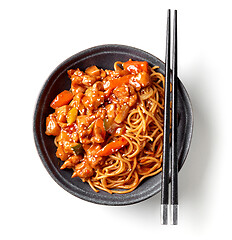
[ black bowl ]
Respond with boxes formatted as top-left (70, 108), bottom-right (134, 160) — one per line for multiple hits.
top-left (33, 44), bottom-right (193, 206)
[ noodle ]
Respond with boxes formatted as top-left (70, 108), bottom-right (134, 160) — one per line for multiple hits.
top-left (88, 66), bottom-right (165, 193)
top-left (45, 61), bottom-right (166, 194)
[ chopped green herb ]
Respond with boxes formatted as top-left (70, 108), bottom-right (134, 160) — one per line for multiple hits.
top-left (71, 143), bottom-right (84, 155)
top-left (103, 119), bottom-right (107, 130)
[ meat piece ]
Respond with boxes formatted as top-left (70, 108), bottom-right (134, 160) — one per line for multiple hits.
top-left (62, 141), bottom-right (79, 154)
top-left (100, 69), bottom-right (106, 78)
top-left (72, 159), bottom-right (94, 179)
top-left (76, 115), bottom-right (95, 127)
top-left (113, 84), bottom-right (138, 107)
top-left (60, 155), bottom-right (82, 169)
top-left (87, 156), bottom-right (103, 168)
top-left (71, 79), bottom-right (86, 95)
top-left (129, 71), bottom-right (150, 91)
top-left (85, 66), bottom-right (101, 76)
top-left (56, 129), bottom-right (73, 143)
top-left (45, 113), bottom-right (61, 136)
top-left (68, 68), bottom-right (84, 79)
top-left (55, 105), bottom-right (71, 123)
top-left (92, 81), bottom-right (104, 91)
top-left (82, 75), bottom-right (97, 87)
top-left (56, 143), bottom-right (71, 161)
top-left (76, 115), bottom-right (95, 144)
top-left (95, 107), bottom-right (107, 120)
top-left (69, 93), bottom-right (86, 115)
top-left (105, 103), bottom-right (117, 119)
top-left (85, 144), bottom-right (103, 168)
top-left (123, 60), bottom-right (150, 74)
top-left (82, 87), bottom-right (104, 111)
top-left (61, 123), bottom-right (79, 142)
top-left (105, 69), bottom-right (121, 78)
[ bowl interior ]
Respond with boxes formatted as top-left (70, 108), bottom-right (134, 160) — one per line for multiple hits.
top-left (33, 44), bottom-right (193, 205)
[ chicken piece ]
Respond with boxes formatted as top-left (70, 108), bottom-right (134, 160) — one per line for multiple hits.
top-left (69, 93), bottom-right (86, 115)
top-left (68, 68), bottom-right (84, 79)
top-left (60, 155), bottom-right (82, 169)
top-left (105, 69), bottom-right (121, 78)
top-left (72, 159), bottom-right (94, 179)
top-left (129, 71), bottom-right (150, 91)
top-left (56, 129), bottom-right (73, 143)
top-left (82, 75), bottom-right (97, 87)
top-left (95, 107), bottom-right (107, 120)
top-left (127, 85), bottom-right (138, 107)
top-left (85, 144), bottom-right (103, 168)
top-left (55, 105), bottom-right (71, 123)
top-left (45, 113), bottom-right (61, 136)
top-left (113, 84), bottom-right (138, 107)
top-left (76, 115), bottom-right (95, 127)
top-left (61, 123), bottom-right (79, 143)
top-left (92, 81), bottom-right (104, 91)
top-left (76, 115), bottom-right (95, 144)
top-left (56, 143), bottom-right (71, 161)
top-left (62, 141), bottom-right (79, 154)
top-left (100, 69), bottom-right (106, 78)
top-left (87, 155), bottom-right (103, 168)
top-left (85, 66), bottom-right (101, 76)
top-left (105, 103), bottom-right (117, 119)
top-left (71, 80), bottom-right (86, 95)
top-left (82, 87), bottom-right (104, 111)
top-left (67, 69), bottom-right (75, 78)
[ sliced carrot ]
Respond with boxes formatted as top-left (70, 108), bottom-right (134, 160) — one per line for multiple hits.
top-left (103, 74), bottom-right (132, 98)
top-left (96, 137), bottom-right (128, 157)
top-left (50, 90), bottom-right (73, 109)
top-left (123, 60), bottom-right (150, 74)
top-left (94, 118), bottom-right (106, 139)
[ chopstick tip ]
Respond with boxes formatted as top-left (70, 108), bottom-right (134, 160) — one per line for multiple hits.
top-left (161, 204), bottom-right (168, 225)
top-left (170, 204), bottom-right (179, 225)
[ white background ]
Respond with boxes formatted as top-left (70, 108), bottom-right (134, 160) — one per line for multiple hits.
top-left (1, 0), bottom-right (231, 239)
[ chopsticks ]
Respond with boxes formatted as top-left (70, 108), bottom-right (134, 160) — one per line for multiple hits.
top-left (161, 9), bottom-right (178, 225)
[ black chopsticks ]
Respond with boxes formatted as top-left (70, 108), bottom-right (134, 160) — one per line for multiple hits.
top-left (160, 9), bottom-right (171, 225)
top-left (161, 9), bottom-right (178, 225)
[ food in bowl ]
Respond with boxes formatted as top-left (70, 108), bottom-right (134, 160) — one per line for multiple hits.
top-left (45, 60), bottom-right (165, 194)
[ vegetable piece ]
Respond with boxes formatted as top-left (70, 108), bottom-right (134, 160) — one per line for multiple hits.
top-left (67, 107), bottom-right (78, 125)
top-left (88, 121), bottom-right (95, 129)
top-left (103, 118), bottom-right (114, 131)
top-left (103, 74), bottom-right (132, 98)
top-left (114, 104), bottom-right (130, 124)
top-left (103, 119), bottom-right (107, 130)
top-left (50, 90), bottom-right (73, 109)
top-left (71, 143), bottom-right (84, 155)
top-left (123, 60), bottom-right (150, 74)
top-left (96, 137), bottom-right (128, 157)
top-left (94, 118), bottom-right (106, 140)
top-left (104, 118), bottom-right (125, 136)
